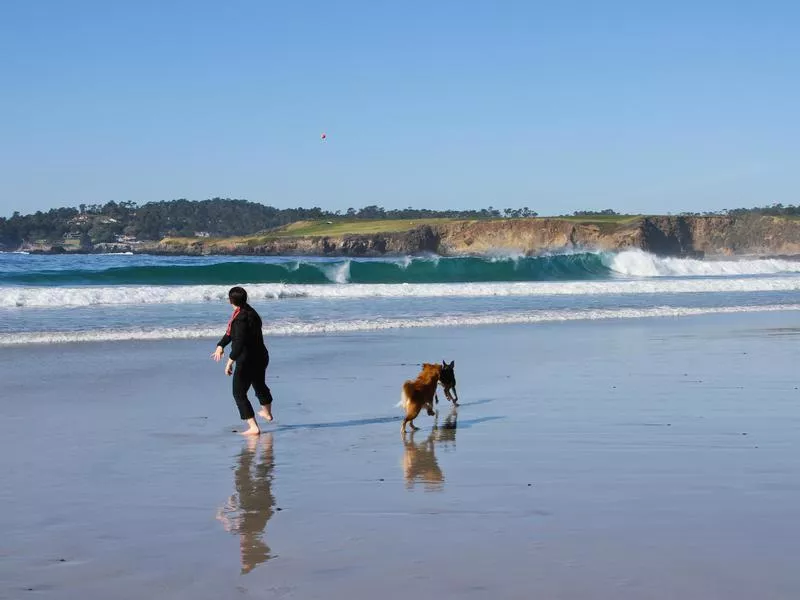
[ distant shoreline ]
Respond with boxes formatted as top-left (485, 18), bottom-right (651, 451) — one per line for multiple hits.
top-left (6, 215), bottom-right (800, 259)
top-left (10, 249), bottom-right (800, 263)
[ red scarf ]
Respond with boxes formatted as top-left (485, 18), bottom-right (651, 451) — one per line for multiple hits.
top-left (226, 306), bottom-right (241, 336)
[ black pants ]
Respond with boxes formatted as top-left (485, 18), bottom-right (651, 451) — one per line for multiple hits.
top-left (232, 358), bottom-right (273, 420)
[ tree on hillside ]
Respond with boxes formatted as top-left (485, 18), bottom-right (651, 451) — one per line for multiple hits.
top-left (726, 203), bottom-right (799, 217)
top-left (572, 209), bottom-right (618, 217)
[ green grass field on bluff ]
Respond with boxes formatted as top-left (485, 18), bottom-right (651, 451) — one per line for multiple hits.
top-left (159, 215), bottom-right (645, 247)
top-left (270, 217), bottom-right (463, 237)
top-left (161, 213), bottom-right (798, 248)
top-left (159, 218), bottom-right (459, 247)
top-left (266, 214), bottom-right (643, 238)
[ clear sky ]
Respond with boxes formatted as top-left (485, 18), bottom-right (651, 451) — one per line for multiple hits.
top-left (2, 0), bottom-right (798, 217)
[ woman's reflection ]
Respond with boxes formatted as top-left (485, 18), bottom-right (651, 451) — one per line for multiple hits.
top-left (402, 406), bottom-right (458, 491)
top-left (216, 433), bottom-right (276, 573)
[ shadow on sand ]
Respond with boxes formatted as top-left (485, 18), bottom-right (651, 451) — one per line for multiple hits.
top-left (275, 398), bottom-right (498, 433)
top-left (276, 415), bottom-right (401, 431)
top-left (214, 406), bottom-right (503, 570)
top-left (401, 407), bottom-right (504, 491)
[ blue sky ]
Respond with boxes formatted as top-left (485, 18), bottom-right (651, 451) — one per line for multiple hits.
top-left (1, 0), bottom-right (798, 217)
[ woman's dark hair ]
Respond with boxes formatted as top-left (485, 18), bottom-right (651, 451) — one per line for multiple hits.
top-left (228, 286), bottom-right (248, 307)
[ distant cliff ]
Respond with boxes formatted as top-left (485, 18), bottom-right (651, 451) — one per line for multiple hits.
top-left (143, 215), bottom-right (800, 258)
top-left (17, 215), bottom-right (800, 257)
top-left (439, 215), bottom-right (800, 257)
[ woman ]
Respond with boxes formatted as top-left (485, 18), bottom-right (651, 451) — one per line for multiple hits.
top-left (212, 286), bottom-right (274, 435)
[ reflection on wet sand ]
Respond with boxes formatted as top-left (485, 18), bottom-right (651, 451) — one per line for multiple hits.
top-left (402, 406), bottom-right (458, 491)
top-left (216, 433), bottom-right (275, 574)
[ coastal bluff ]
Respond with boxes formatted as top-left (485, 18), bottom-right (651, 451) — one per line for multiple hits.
top-left (150, 215), bottom-right (800, 258)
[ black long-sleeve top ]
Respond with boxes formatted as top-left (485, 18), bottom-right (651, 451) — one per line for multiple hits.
top-left (217, 304), bottom-right (269, 365)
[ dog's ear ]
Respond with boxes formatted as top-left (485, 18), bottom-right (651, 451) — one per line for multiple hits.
top-left (449, 360), bottom-right (455, 368)
top-left (442, 360), bottom-right (447, 367)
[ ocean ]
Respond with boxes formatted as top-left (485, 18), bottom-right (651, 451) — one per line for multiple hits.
top-left (4, 249), bottom-right (800, 598)
top-left (1, 249), bottom-right (799, 345)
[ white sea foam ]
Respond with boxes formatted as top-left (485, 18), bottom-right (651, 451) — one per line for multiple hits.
top-left (605, 249), bottom-right (800, 277)
top-left (2, 276), bottom-right (800, 308)
top-left (486, 250), bottom-right (526, 262)
top-left (320, 260), bottom-right (351, 283)
top-left (391, 255), bottom-right (412, 269)
top-left (1, 304), bottom-right (797, 346)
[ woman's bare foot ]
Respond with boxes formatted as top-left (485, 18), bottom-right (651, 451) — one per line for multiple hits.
top-left (258, 406), bottom-right (274, 422)
top-left (240, 418), bottom-right (261, 436)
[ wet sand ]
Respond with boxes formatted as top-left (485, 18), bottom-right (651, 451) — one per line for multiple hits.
top-left (2, 312), bottom-right (800, 599)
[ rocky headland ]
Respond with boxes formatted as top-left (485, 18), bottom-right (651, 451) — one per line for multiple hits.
top-left (142, 215), bottom-right (800, 258)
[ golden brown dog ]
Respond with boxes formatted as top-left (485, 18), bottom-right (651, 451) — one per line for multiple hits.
top-left (399, 361), bottom-right (456, 433)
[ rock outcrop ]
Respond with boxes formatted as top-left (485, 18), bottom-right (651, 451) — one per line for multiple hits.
top-left (27, 215), bottom-right (800, 257)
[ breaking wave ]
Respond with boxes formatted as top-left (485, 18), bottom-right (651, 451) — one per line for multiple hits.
top-left (2, 250), bottom-right (798, 287)
top-left (604, 250), bottom-right (800, 277)
top-left (2, 276), bottom-right (800, 308)
top-left (1, 304), bottom-right (797, 345)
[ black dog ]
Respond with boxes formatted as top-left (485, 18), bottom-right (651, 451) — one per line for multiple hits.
top-left (436, 360), bottom-right (458, 405)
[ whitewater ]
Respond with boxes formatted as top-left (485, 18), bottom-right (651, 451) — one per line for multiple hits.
top-left (2, 276), bottom-right (800, 308)
top-left (1, 249), bottom-right (798, 344)
top-left (2, 304), bottom-right (798, 346)
top-left (1, 249), bottom-right (799, 287)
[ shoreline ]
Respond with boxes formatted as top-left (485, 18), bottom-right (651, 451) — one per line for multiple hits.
top-left (2, 303), bottom-right (800, 347)
top-left (7, 214), bottom-right (800, 258)
top-left (3, 312), bottom-right (800, 598)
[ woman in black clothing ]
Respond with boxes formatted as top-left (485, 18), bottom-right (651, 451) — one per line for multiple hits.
top-left (212, 286), bottom-right (274, 435)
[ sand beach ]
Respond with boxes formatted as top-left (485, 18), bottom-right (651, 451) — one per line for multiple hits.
top-left (1, 311), bottom-right (800, 599)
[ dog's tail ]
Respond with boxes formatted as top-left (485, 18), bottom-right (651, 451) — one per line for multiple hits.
top-left (396, 382), bottom-right (411, 409)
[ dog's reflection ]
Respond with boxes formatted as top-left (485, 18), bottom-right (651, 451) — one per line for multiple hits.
top-left (216, 433), bottom-right (276, 574)
top-left (402, 406), bottom-right (458, 491)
